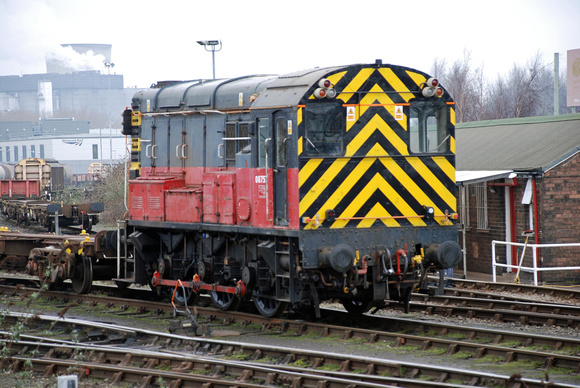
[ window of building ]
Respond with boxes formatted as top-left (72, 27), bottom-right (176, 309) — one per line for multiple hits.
top-left (473, 182), bottom-right (488, 230)
top-left (6, 146), bottom-right (10, 162)
top-left (409, 100), bottom-right (449, 153)
top-left (30, 145), bottom-right (35, 158)
top-left (40, 144), bottom-right (45, 158)
top-left (93, 144), bottom-right (99, 159)
top-left (14, 146), bottom-right (18, 161)
top-left (22, 145), bottom-right (26, 159)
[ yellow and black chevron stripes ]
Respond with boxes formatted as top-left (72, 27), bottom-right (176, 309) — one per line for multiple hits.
top-left (345, 114), bottom-right (407, 156)
top-left (299, 156), bottom-right (456, 230)
top-left (299, 65), bottom-right (456, 230)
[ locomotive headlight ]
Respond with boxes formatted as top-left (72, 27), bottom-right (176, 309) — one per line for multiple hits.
top-left (422, 205), bottom-right (435, 220)
top-left (314, 88), bottom-right (327, 99)
top-left (319, 78), bottom-right (332, 88)
top-left (426, 78), bottom-right (439, 87)
top-left (325, 209), bottom-right (335, 223)
top-left (422, 87), bottom-right (435, 98)
top-left (421, 78), bottom-right (444, 98)
top-left (314, 78), bottom-right (336, 99)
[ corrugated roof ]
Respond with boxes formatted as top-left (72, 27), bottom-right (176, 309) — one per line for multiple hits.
top-left (456, 114), bottom-right (580, 173)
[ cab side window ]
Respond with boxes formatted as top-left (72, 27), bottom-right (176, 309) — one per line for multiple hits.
top-left (304, 103), bottom-right (344, 155)
top-left (409, 100), bottom-right (449, 154)
top-left (257, 118), bottom-right (269, 167)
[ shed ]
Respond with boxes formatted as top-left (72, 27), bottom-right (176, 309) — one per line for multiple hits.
top-left (455, 113), bottom-right (580, 284)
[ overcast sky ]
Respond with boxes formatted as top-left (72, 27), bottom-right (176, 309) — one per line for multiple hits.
top-left (1, 0), bottom-right (579, 89)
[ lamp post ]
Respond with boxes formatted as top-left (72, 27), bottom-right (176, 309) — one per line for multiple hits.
top-left (104, 62), bottom-right (115, 168)
top-left (196, 40), bottom-right (222, 79)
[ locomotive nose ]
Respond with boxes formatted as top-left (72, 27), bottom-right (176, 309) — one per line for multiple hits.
top-left (424, 241), bottom-right (462, 269)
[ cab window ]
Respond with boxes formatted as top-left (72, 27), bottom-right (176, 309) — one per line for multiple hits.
top-left (257, 118), bottom-right (269, 167)
top-left (409, 100), bottom-right (449, 153)
top-left (304, 103), bottom-right (344, 155)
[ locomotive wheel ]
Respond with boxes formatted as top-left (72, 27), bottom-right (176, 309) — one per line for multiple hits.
top-left (253, 294), bottom-right (287, 318)
top-left (341, 298), bottom-right (373, 315)
top-left (71, 256), bottom-right (93, 294)
top-left (83, 217), bottom-right (92, 232)
top-left (173, 283), bottom-right (199, 306)
top-left (390, 285), bottom-right (413, 313)
top-left (210, 289), bottom-right (241, 311)
top-left (400, 286), bottom-right (413, 314)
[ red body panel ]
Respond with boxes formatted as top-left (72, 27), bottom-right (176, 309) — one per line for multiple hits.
top-left (129, 176), bottom-right (184, 221)
top-left (165, 187), bottom-right (203, 223)
top-left (201, 172), bottom-right (236, 225)
top-left (287, 168), bottom-right (299, 230)
top-left (132, 166), bottom-right (299, 230)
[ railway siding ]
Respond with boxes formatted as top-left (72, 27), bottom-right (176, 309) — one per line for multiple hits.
top-left (0, 283), bottom-right (579, 385)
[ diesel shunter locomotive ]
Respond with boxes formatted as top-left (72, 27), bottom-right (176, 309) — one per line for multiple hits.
top-left (120, 61), bottom-right (462, 317)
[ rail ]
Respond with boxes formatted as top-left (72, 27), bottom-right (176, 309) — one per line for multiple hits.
top-left (491, 240), bottom-right (580, 286)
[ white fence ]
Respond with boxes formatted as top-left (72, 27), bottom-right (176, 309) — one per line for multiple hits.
top-left (491, 240), bottom-right (580, 286)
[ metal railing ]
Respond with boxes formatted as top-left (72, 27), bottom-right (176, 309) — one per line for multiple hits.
top-left (491, 240), bottom-right (580, 286)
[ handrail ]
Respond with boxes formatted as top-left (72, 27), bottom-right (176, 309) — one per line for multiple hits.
top-left (491, 240), bottom-right (580, 286)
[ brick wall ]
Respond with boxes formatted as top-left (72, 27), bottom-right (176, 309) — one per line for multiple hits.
top-left (538, 153), bottom-right (580, 284)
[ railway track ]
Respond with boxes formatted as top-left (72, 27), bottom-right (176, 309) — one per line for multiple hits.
top-left (6, 273), bottom-right (580, 327)
top-left (0, 311), bottom-right (574, 388)
top-left (409, 295), bottom-right (580, 327)
top-left (442, 277), bottom-right (580, 301)
top-left (0, 283), bottom-right (579, 385)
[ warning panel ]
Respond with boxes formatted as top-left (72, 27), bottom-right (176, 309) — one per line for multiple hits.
top-left (394, 105), bottom-right (404, 121)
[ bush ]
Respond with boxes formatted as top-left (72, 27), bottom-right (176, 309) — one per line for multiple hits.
top-left (88, 163), bottom-right (128, 226)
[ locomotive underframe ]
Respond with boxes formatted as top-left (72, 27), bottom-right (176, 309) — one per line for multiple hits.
top-left (127, 219), bottom-right (454, 315)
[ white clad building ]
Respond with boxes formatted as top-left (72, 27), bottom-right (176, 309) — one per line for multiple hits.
top-left (0, 128), bottom-right (127, 175)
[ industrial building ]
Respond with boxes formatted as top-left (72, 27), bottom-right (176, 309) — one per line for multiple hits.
top-left (0, 118), bottom-right (126, 175)
top-left (0, 43), bottom-right (141, 174)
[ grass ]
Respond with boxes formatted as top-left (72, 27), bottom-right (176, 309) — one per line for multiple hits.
top-left (474, 355), bottom-right (504, 364)
top-left (290, 358), bottom-right (312, 368)
top-left (499, 340), bottom-right (522, 348)
top-left (423, 347), bottom-right (448, 356)
top-left (499, 359), bottom-right (544, 371)
top-left (316, 363), bottom-right (340, 371)
top-left (451, 351), bottom-right (473, 360)
top-left (254, 356), bottom-right (280, 364)
top-left (223, 353), bottom-right (250, 361)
